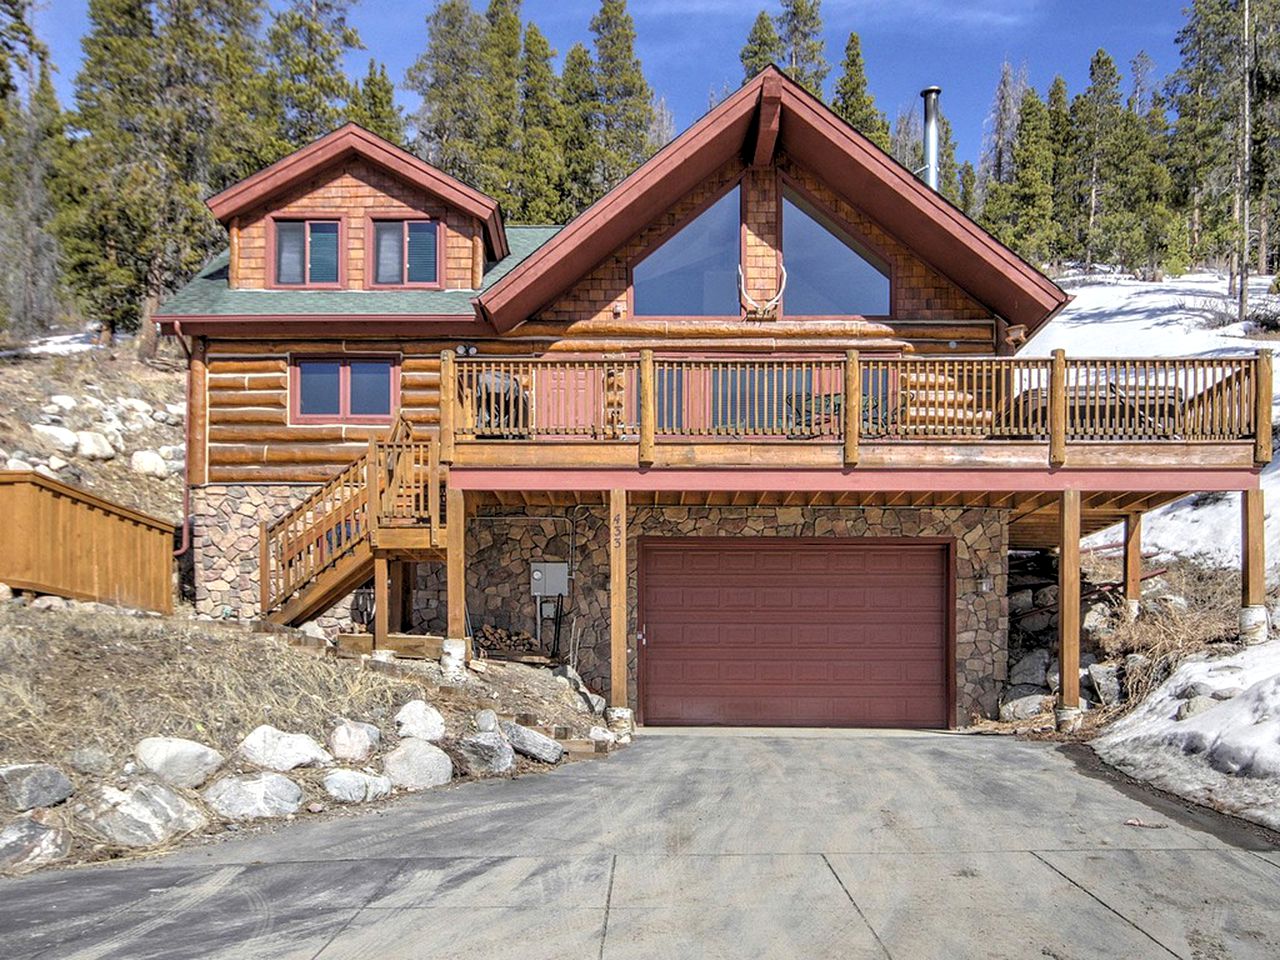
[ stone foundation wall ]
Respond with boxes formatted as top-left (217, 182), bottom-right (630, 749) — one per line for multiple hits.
top-left (192, 487), bottom-right (1009, 724)
top-left (462, 504), bottom-right (1010, 725)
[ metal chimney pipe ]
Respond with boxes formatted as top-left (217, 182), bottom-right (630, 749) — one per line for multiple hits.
top-left (920, 85), bottom-right (941, 191)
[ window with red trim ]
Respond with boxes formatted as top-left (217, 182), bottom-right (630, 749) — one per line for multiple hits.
top-left (292, 357), bottom-right (399, 423)
top-left (275, 220), bottom-right (340, 286)
top-left (371, 219), bottom-right (439, 286)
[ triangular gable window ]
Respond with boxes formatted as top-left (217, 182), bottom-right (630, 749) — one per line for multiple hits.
top-left (633, 186), bottom-right (740, 317)
top-left (782, 189), bottom-right (890, 317)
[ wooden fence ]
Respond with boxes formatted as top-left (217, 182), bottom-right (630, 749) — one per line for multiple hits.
top-left (0, 471), bottom-right (176, 613)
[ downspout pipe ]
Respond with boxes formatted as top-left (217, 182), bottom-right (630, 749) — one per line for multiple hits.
top-left (920, 86), bottom-right (941, 192)
top-left (172, 320), bottom-right (192, 560)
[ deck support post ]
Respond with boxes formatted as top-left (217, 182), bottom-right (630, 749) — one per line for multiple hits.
top-left (1241, 488), bottom-right (1268, 643)
top-left (447, 487), bottom-right (468, 656)
top-left (1057, 489), bottom-right (1081, 730)
top-left (639, 349), bottom-right (655, 467)
top-left (1122, 513), bottom-right (1142, 621)
top-left (258, 521), bottom-right (270, 616)
top-left (373, 555), bottom-right (389, 651)
top-left (609, 487), bottom-right (628, 709)
top-left (844, 350), bottom-right (860, 467)
top-left (388, 561), bottom-right (406, 633)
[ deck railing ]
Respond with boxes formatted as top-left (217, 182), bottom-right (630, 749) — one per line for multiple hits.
top-left (446, 349), bottom-right (1272, 466)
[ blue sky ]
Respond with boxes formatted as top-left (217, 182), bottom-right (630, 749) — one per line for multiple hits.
top-left (38, 1), bottom-right (1185, 166)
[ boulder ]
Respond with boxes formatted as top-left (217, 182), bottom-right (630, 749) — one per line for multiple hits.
top-left (383, 739), bottom-right (452, 790)
top-left (0, 763), bottom-right (73, 811)
top-left (74, 431), bottom-right (115, 460)
top-left (0, 818), bottom-right (71, 871)
top-left (76, 780), bottom-right (207, 846)
top-left (604, 707), bottom-right (635, 736)
top-left (1152, 594), bottom-right (1190, 615)
top-left (68, 745), bottom-right (113, 777)
top-left (46, 455), bottom-right (68, 472)
top-left (1212, 686), bottom-right (1244, 701)
top-left (1008, 649), bottom-right (1050, 687)
top-left (129, 450), bottom-right (169, 479)
top-left (1082, 602), bottom-right (1113, 640)
top-left (456, 732), bottom-right (514, 776)
top-left (588, 726), bottom-right (617, 745)
top-left (1033, 585), bottom-right (1058, 608)
top-left (299, 621), bottom-right (328, 641)
top-left (394, 700), bottom-right (446, 742)
top-left (474, 709), bottom-right (498, 733)
top-left (329, 720), bottom-right (381, 762)
top-left (999, 694), bottom-right (1053, 722)
top-left (48, 394), bottom-right (76, 411)
top-left (135, 737), bottom-right (224, 788)
top-left (1176, 695), bottom-right (1217, 721)
top-left (202, 773), bottom-right (302, 820)
top-left (1177, 681), bottom-right (1214, 701)
top-left (500, 721), bottom-right (564, 764)
top-left (1020, 611), bottom-right (1055, 636)
top-left (31, 424), bottom-right (78, 453)
top-left (1087, 663), bottom-right (1123, 707)
top-left (1008, 588), bottom-right (1035, 615)
top-left (238, 725), bottom-right (331, 771)
top-left (1002, 683), bottom-right (1051, 703)
top-left (29, 595), bottom-right (68, 612)
top-left (0, 582), bottom-right (11, 602)
top-left (323, 769), bottom-right (392, 804)
top-left (1124, 653), bottom-right (1152, 676)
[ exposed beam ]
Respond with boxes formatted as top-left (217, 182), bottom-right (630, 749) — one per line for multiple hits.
top-left (749, 74), bottom-right (783, 167)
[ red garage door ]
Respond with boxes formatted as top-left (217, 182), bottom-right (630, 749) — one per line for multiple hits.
top-left (640, 540), bottom-right (951, 728)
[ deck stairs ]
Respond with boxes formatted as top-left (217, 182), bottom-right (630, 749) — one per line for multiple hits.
top-left (895, 369), bottom-right (994, 434)
top-left (260, 416), bottom-right (447, 626)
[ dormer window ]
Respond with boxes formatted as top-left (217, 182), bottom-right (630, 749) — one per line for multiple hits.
top-left (274, 219), bottom-right (340, 286)
top-left (372, 219), bottom-right (440, 287)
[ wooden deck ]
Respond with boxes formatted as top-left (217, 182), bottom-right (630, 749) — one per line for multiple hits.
top-left (446, 351), bottom-right (1271, 470)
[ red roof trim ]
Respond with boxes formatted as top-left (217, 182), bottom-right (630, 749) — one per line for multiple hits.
top-left (478, 66), bottom-right (1067, 340)
top-left (206, 123), bottom-right (509, 261)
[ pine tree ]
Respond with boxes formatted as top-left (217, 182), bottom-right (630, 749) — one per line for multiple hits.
top-left (512, 21), bottom-right (564, 223)
top-left (831, 31), bottom-right (888, 150)
top-left (265, 0), bottom-right (362, 149)
top-left (739, 10), bottom-right (782, 82)
top-left (937, 113), bottom-right (960, 202)
top-left (958, 160), bottom-right (977, 216)
top-left (0, 55), bottom-right (65, 334)
top-left (478, 0), bottom-right (522, 210)
top-left (559, 41), bottom-right (601, 213)
top-left (0, 0), bottom-right (38, 100)
top-left (1045, 74), bottom-right (1072, 262)
top-left (1007, 87), bottom-right (1058, 264)
top-left (776, 0), bottom-right (827, 98)
top-left (590, 0), bottom-right (653, 187)
top-left (58, 0), bottom-right (271, 340)
top-left (406, 0), bottom-right (487, 185)
top-left (979, 59), bottom-right (1027, 193)
top-left (1071, 48), bottom-right (1123, 267)
top-left (647, 94), bottom-right (675, 154)
top-left (349, 59), bottom-right (404, 145)
top-left (889, 105), bottom-right (921, 170)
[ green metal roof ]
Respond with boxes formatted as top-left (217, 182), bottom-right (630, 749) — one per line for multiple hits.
top-left (156, 225), bottom-right (561, 318)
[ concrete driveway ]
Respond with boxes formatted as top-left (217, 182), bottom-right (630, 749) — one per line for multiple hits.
top-left (3, 731), bottom-right (1279, 960)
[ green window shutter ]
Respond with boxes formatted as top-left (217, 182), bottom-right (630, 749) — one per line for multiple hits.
top-left (407, 221), bottom-right (438, 284)
top-left (275, 222), bottom-right (305, 284)
top-left (308, 221), bottom-right (339, 284)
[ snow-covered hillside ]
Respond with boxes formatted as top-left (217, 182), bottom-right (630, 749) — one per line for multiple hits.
top-left (1024, 273), bottom-right (1280, 573)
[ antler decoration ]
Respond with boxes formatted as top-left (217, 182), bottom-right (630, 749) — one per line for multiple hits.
top-left (739, 264), bottom-right (787, 316)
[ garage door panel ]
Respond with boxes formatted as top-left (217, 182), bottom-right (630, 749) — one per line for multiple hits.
top-left (642, 540), bottom-right (950, 728)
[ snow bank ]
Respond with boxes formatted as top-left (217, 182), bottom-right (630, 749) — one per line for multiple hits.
top-left (0, 331), bottom-right (100, 359)
top-left (1025, 272), bottom-right (1280, 572)
top-left (1093, 640), bottom-right (1280, 829)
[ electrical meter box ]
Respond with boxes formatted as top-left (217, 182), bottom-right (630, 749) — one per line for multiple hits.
top-left (530, 562), bottom-right (569, 597)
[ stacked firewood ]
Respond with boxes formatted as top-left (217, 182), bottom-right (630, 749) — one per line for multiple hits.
top-left (475, 624), bottom-right (541, 654)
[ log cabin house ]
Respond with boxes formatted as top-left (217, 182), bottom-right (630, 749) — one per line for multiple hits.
top-left (157, 67), bottom-right (1272, 729)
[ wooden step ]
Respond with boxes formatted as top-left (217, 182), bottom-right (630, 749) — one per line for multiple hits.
top-left (336, 632), bottom-right (445, 659)
top-left (902, 388), bottom-right (980, 407)
top-left (902, 406), bottom-right (995, 424)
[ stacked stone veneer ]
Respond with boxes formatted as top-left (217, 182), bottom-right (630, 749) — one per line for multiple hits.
top-left (193, 488), bottom-right (1008, 725)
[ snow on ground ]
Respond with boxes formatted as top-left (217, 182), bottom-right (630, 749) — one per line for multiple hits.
top-left (1093, 639), bottom-right (1280, 830)
top-left (1024, 272), bottom-right (1280, 572)
top-left (0, 331), bottom-right (100, 359)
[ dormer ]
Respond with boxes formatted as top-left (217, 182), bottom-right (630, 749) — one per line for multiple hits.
top-left (205, 124), bottom-right (509, 293)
